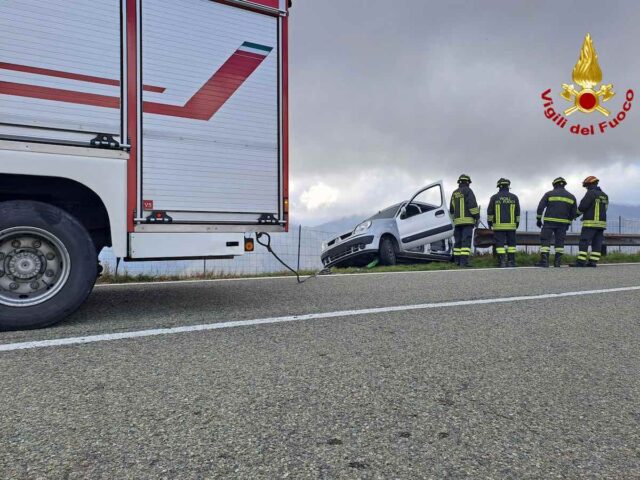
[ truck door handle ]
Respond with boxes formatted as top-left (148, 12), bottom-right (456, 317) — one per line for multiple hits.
top-left (435, 210), bottom-right (445, 217)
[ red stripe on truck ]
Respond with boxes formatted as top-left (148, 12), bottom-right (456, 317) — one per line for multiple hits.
top-left (126, 0), bottom-right (139, 233)
top-left (0, 81), bottom-right (120, 108)
top-left (247, 0), bottom-right (281, 8)
top-left (282, 16), bottom-right (290, 231)
top-left (0, 62), bottom-right (165, 93)
top-left (143, 49), bottom-right (267, 120)
top-left (0, 47), bottom-right (269, 121)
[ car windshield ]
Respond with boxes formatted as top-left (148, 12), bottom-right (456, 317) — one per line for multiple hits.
top-left (367, 203), bottom-right (402, 220)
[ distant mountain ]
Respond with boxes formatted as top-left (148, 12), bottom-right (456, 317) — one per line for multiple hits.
top-left (607, 203), bottom-right (640, 219)
top-left (312, 215), bottom-right (367, 235)
top-left (310, 203), bottom-right (640, 236)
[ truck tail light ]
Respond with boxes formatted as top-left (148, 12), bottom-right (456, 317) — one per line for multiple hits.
top-left (244, 238), bottom-right (254, 252)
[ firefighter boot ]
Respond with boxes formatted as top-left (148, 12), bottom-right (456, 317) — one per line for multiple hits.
top-left (459, 256), bottom-right (471, 268)
top-left (587, 260), bottom-right (598, 268)
top-left (535, 253), bottom-right (549, 268)
top-left (554, 253), bottom-right (562, 268)
top-left (498, 254), bottom-right (507, 268)
top-left (571, 259), bottom-right (586, 267)
top-left (507, 253), bottom-right (516, 268)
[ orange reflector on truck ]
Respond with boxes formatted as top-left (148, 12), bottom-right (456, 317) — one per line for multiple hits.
top-left (244, 238), bottom-right (254, 252)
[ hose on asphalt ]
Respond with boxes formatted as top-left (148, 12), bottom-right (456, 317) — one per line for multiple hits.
top-left (256, 232), bottom-right (330, 284)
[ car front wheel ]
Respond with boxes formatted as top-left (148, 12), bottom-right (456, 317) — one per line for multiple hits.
top-left (379, 236), bottom-right (397, 266)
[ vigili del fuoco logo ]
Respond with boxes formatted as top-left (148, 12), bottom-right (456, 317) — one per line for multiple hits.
top-left (541, 33), bottom-right (634, 135)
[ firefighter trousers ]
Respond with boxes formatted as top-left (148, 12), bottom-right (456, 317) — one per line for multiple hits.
top-left (578, 227), bottom-right (605, 263)
top-left (540, 224), bottom-right (568, 255)
top-left (494, 230), bottom-right (516, 256)
top-left (453, 225), bottom-right (474, 258)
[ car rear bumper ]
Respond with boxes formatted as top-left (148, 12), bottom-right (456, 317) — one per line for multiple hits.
top-left (321, 235), bottom-right (376, 268)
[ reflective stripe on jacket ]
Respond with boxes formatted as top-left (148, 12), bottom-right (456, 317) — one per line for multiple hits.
top-left (487, 190), bottom-right (520, 231)
top-left (449, 185), bottom-right (479, 226)
top-left (578, 186), bottom-right (608, 229)
top-left (536, 187), bottom-right (577, 225)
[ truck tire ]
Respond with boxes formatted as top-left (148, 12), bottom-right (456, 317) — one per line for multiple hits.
top-left (379, 236), bottom-right (397, 266)
top-left (0, 201), bottom-right (97, 330)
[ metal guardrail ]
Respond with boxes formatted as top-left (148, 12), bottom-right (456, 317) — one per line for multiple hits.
top-left (474, 228), bottom-right (640, 249)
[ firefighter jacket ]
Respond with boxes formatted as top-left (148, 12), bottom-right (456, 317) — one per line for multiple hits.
top-left (578, 186), bottom-right (608, 229)
top-left (536, 186), bottom-right (577, 226)
top-left (449, 185), bottom-right (479, 226)
top-left (487, 189), bottom-right (520, 231)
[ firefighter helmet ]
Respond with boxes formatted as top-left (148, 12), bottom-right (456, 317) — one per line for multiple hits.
top-left (496, 178), bottom-right (511, 188)
top-left (457, 174), bottom-right (472, 184)
top-left (552, 177), bottom-right (567, 187)
top-left (582, 175), bottom-right (599, 186)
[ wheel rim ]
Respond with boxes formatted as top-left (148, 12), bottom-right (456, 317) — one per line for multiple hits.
top-left (0, 227), bottom-right (71, 307)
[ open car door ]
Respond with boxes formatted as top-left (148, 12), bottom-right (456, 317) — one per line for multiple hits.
top-left (396, 181), bottom-right (454, 251)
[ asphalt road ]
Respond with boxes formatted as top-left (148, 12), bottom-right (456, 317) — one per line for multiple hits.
top-left (1, 265), bottom-right (639, 479)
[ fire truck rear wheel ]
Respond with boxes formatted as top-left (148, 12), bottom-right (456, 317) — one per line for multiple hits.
top-left (0, 201), bottom-right (97, 330)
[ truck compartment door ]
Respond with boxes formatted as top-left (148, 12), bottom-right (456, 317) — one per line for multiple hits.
top-left (140, 0), bottom-right (283, 226)
top-left (0, 1), bottom-right (123, 146)
top-left (396, 181), bottom-right (454, 250)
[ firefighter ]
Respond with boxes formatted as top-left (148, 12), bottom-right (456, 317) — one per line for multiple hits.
top-left (449, 174), bottom-right (480, 267)
top-left (487, 178), bottom-right (520, 268)
top-left (535, 177), bottom-right (577, 268)
top-left (573, 176), bottom-right (609, 267)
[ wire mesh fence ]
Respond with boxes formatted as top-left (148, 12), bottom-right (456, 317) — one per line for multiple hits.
top-left (99, 226), bottom-right (338, 277)
top-left (99, 214), bottom-right (640, 277)
top-left (513, 212), bottom-right (640, 255)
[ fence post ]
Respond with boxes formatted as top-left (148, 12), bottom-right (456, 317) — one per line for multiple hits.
top-left (525, 211), bottom-right (528, 254)
top-left (297, 224), bottom-right (302, 272)
top-left (619, 215), bottom-right (622, 252)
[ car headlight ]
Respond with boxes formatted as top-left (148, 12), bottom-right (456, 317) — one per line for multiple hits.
top-left (321, 241), bottom-right (328, 251)
top-left (353, 220), bottom-right (372, 236)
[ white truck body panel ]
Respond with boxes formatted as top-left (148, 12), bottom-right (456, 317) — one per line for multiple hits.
top-left (141, 0), bottom-right (281, 220)
top-left (129, 232), bottom-right (245, 259)
top-left (0, 0), bottom-right (122, 143)
top-left (0, 141), bottom-right (128, 256)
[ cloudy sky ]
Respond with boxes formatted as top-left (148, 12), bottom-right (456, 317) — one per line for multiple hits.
top-left (288, 0), bottom-right (640, 225)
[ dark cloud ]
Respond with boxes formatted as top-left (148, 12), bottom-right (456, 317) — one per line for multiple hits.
top-left (288, 0), bottom-right (640, 222)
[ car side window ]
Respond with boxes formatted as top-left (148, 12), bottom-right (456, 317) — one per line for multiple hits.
top-left (415, 184), bottom-right (443, 207)
top-left (404, 204), bottom-right (421, 218)
top-left (406, 184), bottom-right (444, 216)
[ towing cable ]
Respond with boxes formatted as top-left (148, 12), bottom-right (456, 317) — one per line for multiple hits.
top-left (256, 232), bottom-right (330, 284)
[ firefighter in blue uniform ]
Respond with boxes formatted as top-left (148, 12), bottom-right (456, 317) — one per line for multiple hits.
top-left (449, 174), bottom-right (479, 267)
top-left (573, 176), bottom-right (609, 267)
top-left (535, 177), bottom-right (577, 267)
top-left (487, 178), bottom-right (520, 268)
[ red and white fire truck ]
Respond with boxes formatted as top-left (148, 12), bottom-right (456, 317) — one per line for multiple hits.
top-left (0, 0), bottom-right (290, 329)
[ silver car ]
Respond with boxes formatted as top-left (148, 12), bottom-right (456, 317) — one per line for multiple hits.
top-left (321, 181), bottom-right (455, 268)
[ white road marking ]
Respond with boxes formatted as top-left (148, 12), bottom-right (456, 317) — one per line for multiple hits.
top-left (94, 262), bottom-right (640, 288)
top-left (2, 285), bottom-right (639, 353)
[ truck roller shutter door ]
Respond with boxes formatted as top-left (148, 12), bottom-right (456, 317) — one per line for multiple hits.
top-left (141, 0), bottom-right (281, 223)
top-left (0, 0), bottom-right (122, 145)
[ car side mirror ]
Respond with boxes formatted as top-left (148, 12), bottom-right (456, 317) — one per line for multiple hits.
top-left (400, 207), bottom-right (407, 219)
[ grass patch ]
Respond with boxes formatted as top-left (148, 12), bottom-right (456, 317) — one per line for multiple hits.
top-left (97, 267), bottom-right (317, 284)
top-left (334, 251), bottom-right (640, 274)
top-left (96, 252), bottom-right (640, 284)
